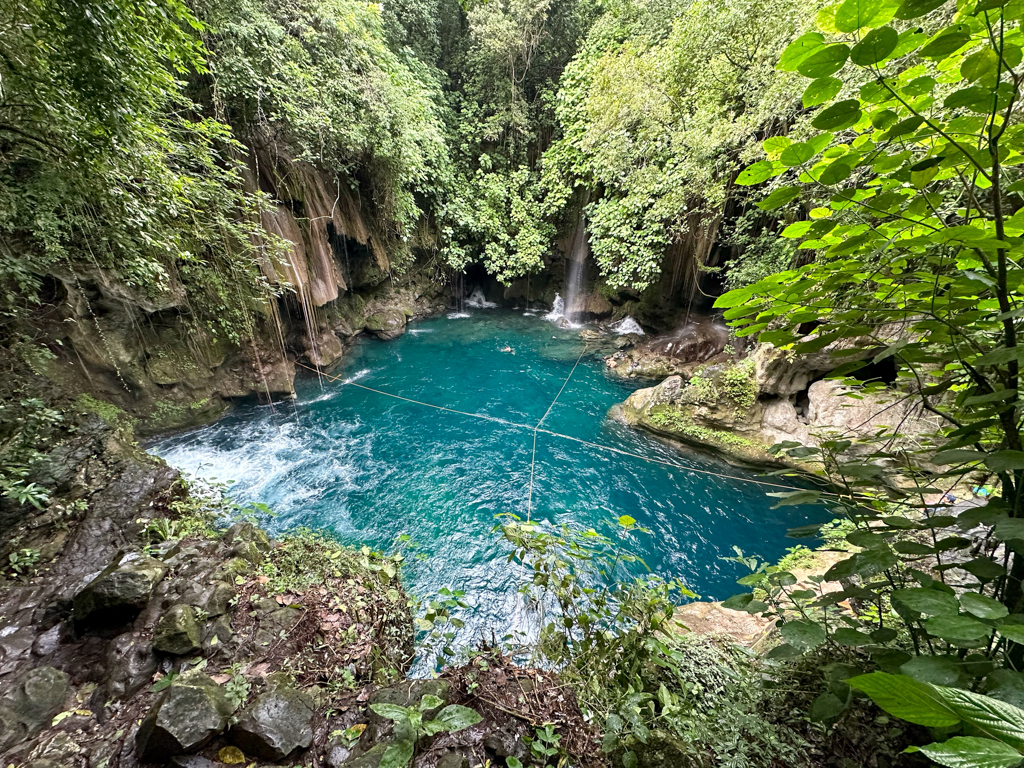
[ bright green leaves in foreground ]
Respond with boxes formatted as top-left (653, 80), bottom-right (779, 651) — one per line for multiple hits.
top-left (718, 0), bottom-right (1024, 764)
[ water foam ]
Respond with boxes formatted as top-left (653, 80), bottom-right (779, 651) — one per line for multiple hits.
top-left (610, 316), bottom-right (644, 335)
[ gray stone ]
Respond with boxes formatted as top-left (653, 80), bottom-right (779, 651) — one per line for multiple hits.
top-left (0, 666), bottom-right (70, 751)
top-left (154, 604), bottom-right (202, 656)
top-left (105, 632), bottom-right (157, 699)
top-left (224, 521), bottom-right (271, 552)
top-left (483, 723), bottom-right (528, 760)
top-left (169, 757), bottom-right (218, 768)
top-left (202, 580), bottom-right (235, 617)
top-left (202, 616), bottom-right (233, 659)
top-left (229, 688), bottom-right (315, 761)
top-left (31, 625), bottom-right (63, 658)
top-left (135, 671), bottom-right (234, 761)
top-left (73, 556), bottom-right (168, 626)
top-left (340, 743), bottom-right (386, 768)
top-left (365, 310), bottom-right (407, 340)
top-left (437, 753), bottom-right (470, 768)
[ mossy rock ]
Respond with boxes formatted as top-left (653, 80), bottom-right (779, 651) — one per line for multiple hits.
top-left (364, 310), bottom-right (407, 340)
top-left (154, 604), bottom-right (202, 656)
top-left (135, 671), bottom-right (235, 761)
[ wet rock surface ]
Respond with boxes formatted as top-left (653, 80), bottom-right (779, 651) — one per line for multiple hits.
top-left (229, 688), bottom-right (315, 760)
top-left (135, 671), bottom-right (235, 760)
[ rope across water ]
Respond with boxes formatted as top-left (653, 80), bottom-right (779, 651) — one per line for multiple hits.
top-left (292, 357), bottom-right (818, 496)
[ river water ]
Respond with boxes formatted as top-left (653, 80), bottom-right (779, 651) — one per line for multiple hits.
top-left (149, 309), bottom-right (825, 641)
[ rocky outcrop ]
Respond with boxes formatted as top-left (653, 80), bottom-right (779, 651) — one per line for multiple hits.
top-left (606, 318), bottom-right (730, 378)
top-left (73, 555), bottom-right (168, 628)
top-left (619, 345), bottom-right (941, 469)
top-left (0, 667), bottom-right (69, 752)
top-left (135, 671), bottom-right (235, 760)
top-left (365, 308), bottom-right (409, 340)
top-left (230, 688), bottom-right (315, 760)
top-left (153, 604), bottom-right (202, 656)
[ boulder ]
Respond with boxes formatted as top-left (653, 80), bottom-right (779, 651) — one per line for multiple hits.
top-left (0, 666), bottom-right (70, 752)
top-left (201, 580), bottom-right (236, 617)
top-left (154, 604), bottom-right (202, 656)
top-left (225, 522), bottom-right (271, 565)
top-left (364, 310), bottom-right (407, 340)
top-left (169, 757), bottom-right (218, 768)
top-left (437, 753), bottom-right (470, 768)
top-left (73, 555), bottom-right (168, 627)
top-left (229, 688), bottom-right (315, 760)
top-left (105, 632), bottom-right (158, 699)
top-left (305, 329), bottom-right (345, 368)
top-left (338, 743), bottom-right (387, 768)
top-left (135, 671), bottom-right (234, 761)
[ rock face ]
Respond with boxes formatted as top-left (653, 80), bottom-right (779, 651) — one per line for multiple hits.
top-left (364, 309), bottom-right (409, 340)
top-left (73, 555), bottom-right (168, 627)
top-left (230, 688), bottom-right (315, 760)
top-left (154, 604), bottom-right (202, 656)
top-left (619, 343), bottom-right (942, 469)
top-left (0, 667), bottom-right (70, 752)
top-left (105, 632), bottom-right (157, 699)
top-left (135, 671), bottom-right (235, 761)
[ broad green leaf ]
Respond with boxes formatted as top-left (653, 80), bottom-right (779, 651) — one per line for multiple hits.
top-left (781, 142), bottom-right (817, 166)
top-left (380, 739), bottom-right (415, 768)
top-left (962, 48), bottom-right (1000, 83)
top-left (803, 76), bottom-right (843, 107)
top-left (779, 33), bottom-right (827, 71)
top-left (767, 489), bottom-right (822, 507)
top-left (939, 686), bottom-right (1024, 751)
top-left (933, 449), bottom-right (987, 465)
top-left (781, 220), bottom-right (814, 238)
top-left (987, 452), bottom-right (1024, 473)
top-left (809, 691), bottom-right (848, 721)
top-left (834, 627), bottom-right (873, 646)
top-left (912, 736), bottom-right (1024, 768)
top-left (722, 593), bottom-right (754, 609)
top-left (961, 592), bottom-right (1009, 620)
top-left (756, 186), bottom-right (802, 210)
top-left (780, 619), bottom-right (827, 650)
top-left (851, 26), bottom-right (900, 65)
top-left (902, 655), bottom-right (966, 687)
top-left (431, 704), bottom-right (483, 732)
top-left (736, 160), bottom-right (785, 185)
top-left (763, 136), bottom-right (792, 158)
top-left (818, 160), bottom-right (853, 185)
top-left (921, 29), bottom-right (971, 59)
top-left (836, 0), bottom-right (893, 31)
top-left (714, 288), bottom-right (755, 308)
top-left (812, 99), bottom-right (863, 130)
top-left (370, 703), bottom-right (412, 722)
top-left (892, 587), bottom-right (960, 616)
top-left (998, 625), bottom-right (1024, 644)
top-left (925, 615), bottom-right (992, 641)
top-left (797, 44), bottom-right (851, 78)
top-left (848, 672), bottom-right (960, 727)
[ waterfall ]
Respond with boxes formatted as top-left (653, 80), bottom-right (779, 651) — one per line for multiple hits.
top-left (564, 218), bottom-right (588, 322)
top-left (544, 294), bottom-right (565, 321)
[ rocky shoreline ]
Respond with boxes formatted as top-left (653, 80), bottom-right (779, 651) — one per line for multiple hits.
top-left (0, 413), bottom-right (605, 768)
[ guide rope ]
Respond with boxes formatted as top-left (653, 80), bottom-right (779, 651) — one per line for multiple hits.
top-left (527, 344), bottom-right (589, 521)
top-left (292, 359), bottom-right (819, 495)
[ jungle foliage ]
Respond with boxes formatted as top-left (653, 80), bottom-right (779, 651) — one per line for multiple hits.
top-left (713, 0), bottom-right (1024, 765)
